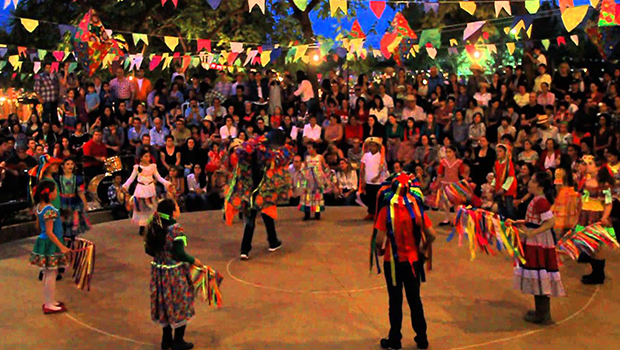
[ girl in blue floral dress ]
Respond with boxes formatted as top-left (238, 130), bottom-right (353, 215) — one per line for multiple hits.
top-left (145, 198), bottom-right (201, 350)
top-left (58, 158), bottom-right (90, 247)
top-left (29, 181), bottom-right (71, 314)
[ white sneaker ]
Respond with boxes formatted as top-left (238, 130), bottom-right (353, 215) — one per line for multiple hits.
top-left (269, 241), bottom-right (282, 252)
top-left (240, 253), bottom-right (249, 260)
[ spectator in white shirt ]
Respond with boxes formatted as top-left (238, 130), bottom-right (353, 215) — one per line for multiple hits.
top-left (294, 70), bottom-right (314, 102)
top-left (206, 97), bottom-right (227, 122)
top-left (335, 158), bottom-right (358, 206)
top-left (401, 95), bottom-right (426, 123)
top-left (288, 155), bottom-right (304, 206)
top-left (473, 83), bottom-right (492, 108)
top-left (536, 82), bottom-right (556, 107)
top-left (370, 95), bottom-right (389, 125)
top-left (219, 116), bottom-right (238, 139)
top-left (379, 84), bottom-right (394, 111)
top-left (303, 115), bottom-right (322, 145)
top-left (186, 163), bottom-right (208, 211)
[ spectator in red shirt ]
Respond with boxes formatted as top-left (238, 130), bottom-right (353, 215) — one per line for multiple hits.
top-left (82, 128), bottom-right (108, 180)
top-left (344, 115), bottom-right (363, 146)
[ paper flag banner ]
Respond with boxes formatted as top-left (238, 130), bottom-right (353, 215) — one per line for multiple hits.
top-left (380, 32), bottom-right (399, 59)
top-left (191, 57), bottom-right (200, 68)
top-left (506, 42), bottom-right (516, 55)
top-left (590, 0), bottom-right (600, 7)
top-left (8, 55), bottom-right (21, 71)
top-left (465, 45), bottom-right (476, 56)
top-left (0, 61), bottom-right (5, 71)
top-left (0, 47), bottom-right (5, 58)
top-left (293, 0), bottom-right (307, 11)
top-left (559, 0), bottom-right (574, 13)
top-left (33, 61), bottom-right (41, 74)
top-left (20, 18), bottom-right (39, 33)
top-left (162, 56), bottom-right (174, 70)
top-left (330, 0), bottom-right (347, 16)
top-left (197, 39), bottom-right (211, 52)
top-left (60, 25), bottom-right (77, 39)
top-left (149, 55), bottom-right (162, 71)
top-left (370, 0), bottom-right (386, 18)
top-left (350, 19), bottom-right (366, 39)
top-left (426, 46), bottom-right (438, 59)
top-left (464, 21), bottom-right (485, 41)
top-left (52, 51), bottom-right (64, 61)
top-left (448, 47), bottom-right (459, 55)
top-left (294, 45), bottom-right (308, 61)
top-left (541, 39), bottom-right (550, 50)
top-left (207, 0), bottom-right (222, 9)
top-left (164, 36), bottom-right (179, 51)
top-left (526, 0), bottom-right (540, 14)
top-left (494, 1), bottom-right (511, 17)
top-left (570, 34), bottom-right (579, 45)
top-left (599, 0), bottom-right (618, 26)
top-left (227, 52), bottom-right (239, 65)
top-left (37, 49), bottom-right (46, 60)
top-left (181, 55), bottom-right (191, 72)
top-left (488, 44), bottom-right (497, 54)
top-left (29, 52), bottom-right (37, 62)
top-left (557, 36), bottom-right (566, 45)
top-left (450, 38), bottom-right (458, 46)
top-left (460, 1), bottom-right (477, 15)
top-left (244, 50), bottom-right (258, 66)
top-left (161, 0), bottom-right (179, 7)
top-left (230, 42), bottom-right (244, 53)
top-left (261, 50), bottom-right (272, 67)
top-left (17, 46), bottom-right (26, 57)
top-left (3, 0), bottom-right (18, 10)
top-left (418, 28), bottom-right (441, 48)
top-left (128, 55), bottom-right (144, 70)
top-left (249, 0), bottom-right (266, 13)
top-left (561, 5), bottom-right (588, 32)
top-left (132, 33), bottom-right (149, 46)
top-left (391, 12), bottom-right (417, 38)
top-left (68, 62), bottom-right (78, 74)
top-left (424, 3), bottom-right (439, 13)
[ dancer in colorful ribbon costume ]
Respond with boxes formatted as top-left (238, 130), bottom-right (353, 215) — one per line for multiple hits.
top-left (123, 149), bottom-right (172, 236)
top-left (145, 199), bottom-right (201, 350)
top-left (298, 141), bottom-right (330, 220)
top-left (370, 172), bottom-right (436, 350)
top-left (577, 155), bottom-right (615, 285)
top-left (428, 145), bottom-right (473, 226)
top-left (551, 154), bottom-right (579, 236)
top-left (512, 172), bottom-right (565, 324)
top-left (224, 131), bottom-right (293, 260)
top-left (493, 143), bottom-right (517, 219)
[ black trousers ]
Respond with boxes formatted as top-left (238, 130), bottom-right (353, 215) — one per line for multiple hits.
top-left (241, 209), bottom-right (279, 254)
top-left (384, 261), bottom-right (428, 344)
top-left (364, 184), bottom-right (382, 215)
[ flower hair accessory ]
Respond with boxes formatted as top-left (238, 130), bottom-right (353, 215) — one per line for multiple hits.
top-left (41, 188), bottom-right (50, 195)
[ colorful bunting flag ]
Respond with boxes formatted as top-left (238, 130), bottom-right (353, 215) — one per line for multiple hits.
top-left (330, 0), bottom-right (347, 16)
top-left (557, 36), bottom-right (567, 45)
top-left (261, 50), bottom-right (272, 66)
top-left (525, 0), bottom-right (540, 14)
top-left (207, 0), bottom-right (222, 9)
top-left (463, 21), bottom-right (485, 41)
top-left (418, 29), bottom-right (441, 48)
top-left (424, 3), bottom-right (439, 13)
top-left (590, 0), bottom-right (600, 7)
top-left (450, 38), bottom-right (458, 46)
top-left (293, 0), bottom-right (307, 11)
top-left (8, 55), bottom-right (21, 71)
top-left (20, 18), bottom-right (39, 33)
top-left (53, 51), bottom-right (64, 61)
top-left (230, 42), bottom-right (244, 53)
top-left (559, 0), bottom-right (574, 13)
top-left (570, 34), bottom-right (579, 45)
top-left (350, 20), bottom-right (366, 39)
top-left (17, 46), bottom-right (26, 57)
top-left (294, 45), bottom-right (308, 61)
top-left (161, 0), bottom-right (179, 7)
top-left (370, 0), bottom-right (386, 18)
top-left (488, 44), bottom-right (497, 54)
top-left (391, 13), bottom-right (417, 38)
top-left (380, 32), bottom-right (399, 59)
top-left (68, 62), bottom-right (78, 74)
top-left (197, 39), bottom-right (211, 52)
top-left (448, 47), bottom-right (459, 55)
top-left (0, 61), bottom-right (6, 71)
top-left (33, 61), bottom-right (41, 74)
top-left (506, 42), bottom-right (516, 55)
top-left (0, 46), bottom-right (6, 58)
top-left (459, 1), bottom-right (477, 15)
top-left (561, 5), bottom-right (589, 32)
top-left (249, 0), bottom-right (266, 13)
top-left (3, 0), bottom-right (18, 10)
top-left (426, 46), bottom-right (437, 59)
top-left (541, 39), bottom-right (550, 50)
top-left (58, 24), bottom-right (76, 37)
top-left (164, 36), bottom-right (179, 51)
top-left (494, 1), bottom-right (511, 17)
top-left (149, 55), bottom-right (162, 70)
top-left (599, 0), bottom-right (618, 26)
top-left (132, 33), bottom-right (149, 46)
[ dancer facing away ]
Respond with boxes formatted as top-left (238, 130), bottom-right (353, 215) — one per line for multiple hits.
top-left (372, 172), bottom-right (436, 350)
top-left (361, 137), bottom-right (387, 220)
top-left (29, 181), bottom-right (71, 314)
top-left (224, 131), bottom-right (293, 260)
top-left (299, 141), bottom-right (330, 220)
top-left (145, 199), bottom-right (200, 350)
top-left (511, 172), bottom-right (565, 324)
top-left (57, 157), bottom-right (91, 248)
top-left (577, 155), bottom-right (614, 285)
top-left (123, 149), bottom-right (172, 236)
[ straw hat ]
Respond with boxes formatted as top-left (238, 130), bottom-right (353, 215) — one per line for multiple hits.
top-left (537, 115), bottom-right (549, 125)
top-left (228, 138), bottom-right (243, 151)
top-left (470, 62), bottom-right (484, 72)
top-left (405, 94), bottom-right (416, 102)
top-left (364, 137), bottom-right (382, 146)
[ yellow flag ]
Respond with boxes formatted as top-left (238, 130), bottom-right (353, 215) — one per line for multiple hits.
top-left (506, 42), bottom-right (515, 55)
top-left (450, 38), bottom-right (458, 47)
top-left (164, 36), bottom-right (179, 51)
top-left (261, 50), bottom-right (272, 67)
top-left (459, 1), bottom-right (476, 15)
top-left (162, 56), bottom-right (174, 70)
top-left (561, 5), bottom-right (588, 32)
top-left (590, 0), bottom-right (600, 7)
top-left (409, 48), bottom-right (416, 57)
top-left (525, 0), bottom-right (540, 14)
top-left (330, 0), bottom-right (347, 16)
top-left (20, 18), bottom-right (39, 33)
top-left (294, 45), bottom-right (308, 61)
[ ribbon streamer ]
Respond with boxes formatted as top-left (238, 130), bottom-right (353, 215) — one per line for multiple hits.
top-left (557, 224), bottom-right (618, 260)
top-left (70, 238), bottom-right (96, 291)
top-left (190, 265), bottom-right (224, 307)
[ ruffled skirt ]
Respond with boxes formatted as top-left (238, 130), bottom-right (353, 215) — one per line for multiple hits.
top-left (30, 238), bottom-right (68, 270)
top-left (513, 229), bottom-right (565, 297)
top-left (150, 262), bottom-right (195, 328)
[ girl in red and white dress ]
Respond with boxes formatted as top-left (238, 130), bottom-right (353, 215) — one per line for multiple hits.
top-left (512, 171), bottom-right (565, 325)
top-left (430, 145), bottom-right (471, 226)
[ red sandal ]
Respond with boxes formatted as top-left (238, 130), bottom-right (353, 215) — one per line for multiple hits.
top-left (42, 304), bottom-right (67, 314)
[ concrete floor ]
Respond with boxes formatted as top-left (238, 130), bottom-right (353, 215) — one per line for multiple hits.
top-left (1, 207), bottom-right (619, 350)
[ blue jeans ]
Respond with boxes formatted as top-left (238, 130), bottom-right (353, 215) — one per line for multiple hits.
top-left (186, 192), bottom-right (208, 212)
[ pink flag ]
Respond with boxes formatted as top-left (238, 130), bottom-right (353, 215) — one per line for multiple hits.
top-left (197, 39), bottom-right (212, 52)
top-left (150, 55), bottom-right (162, 71)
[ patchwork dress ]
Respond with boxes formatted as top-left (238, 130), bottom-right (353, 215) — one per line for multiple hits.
top-left (150, 223), bottom-right (195, 328)
top-left (123, 164), bottom-right (171, 226)
top-left (513, 196), bottom-right (565, 297)
top-left (30, 205), bottom-right (68, 270)
top-left (427, 158), bottom-right (471, 209)
top-left (299, 154), bottom-right (328, 213)
top-left (58, 174), bottom-right (91, 239)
